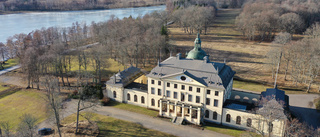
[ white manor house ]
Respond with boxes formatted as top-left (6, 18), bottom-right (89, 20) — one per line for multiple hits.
top-left (104, 34), bottom-right (289, 137)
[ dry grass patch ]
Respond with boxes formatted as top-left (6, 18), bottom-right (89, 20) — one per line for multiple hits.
top-left (169, 8), bottom-right (316, 93)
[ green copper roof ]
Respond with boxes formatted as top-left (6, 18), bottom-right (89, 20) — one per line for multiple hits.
top-left (186, 33), bottom-right (207, 60)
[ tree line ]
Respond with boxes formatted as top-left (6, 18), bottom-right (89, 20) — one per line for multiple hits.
top-left (166, 0), bottom-right (217, 35)
top-left (0, 0), bottom-right (165, 12)
top-left (236, 0), bottom-right (320, 41)
top-left (267, 23), bottom-right (320, 93)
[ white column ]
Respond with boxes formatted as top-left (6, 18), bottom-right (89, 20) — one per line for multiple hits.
top-left (197, 107), bottom-right (201, 125)
top-left (159, 100), bottom-right (162, 116)
top-left (174, 101), bottom-right (177, 117)
top-left (189, 106), bottom-right (192, 120)
top-left (182, 104), bottom-right (185, 119)
top-left (167, 102), bottom-right (170, 114)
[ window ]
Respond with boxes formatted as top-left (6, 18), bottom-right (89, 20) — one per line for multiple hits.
top-left (189, 86), bottom-right (192, 91)
top-left (196, 96), bottom-right (200, 103)
top-left (134, 95), bottom-right (137, 102)
top-left (213, 112), bottom-right (217, 120)
top-left (215, 91), bottom-right (219, 96)
top-left (197, 88), bottom-right (200, 93)
top-left (167, 82), bottom-right (170, 87)
top-left (158, 89), bottom-right (161, 96)
top-left (141, 96), bottom-right (145, 104)
top-left (207, 90), bottom-right (210, 95)
top-left (188, 95), bottom-right (192, 102)
top-left (174, 84), bottom-right (177, 89)
top-left (151, 80), bottom-right (154, 84)
top-left (158, 81), bottom-right (161, 86)
top-left (206, 98), bottom-right (210, 105)
top-left (180, 76), bottom-right (186, 81)
top-left (151, 99), bottom-right (155, 106)
top-left (205, 110), bottom-right (209, 118)
top-left (247, 118), bottom-right (252, 127)
top-left (174, 92), bottom-right (178, 99)
top-left (269, 123), bottom-right (273, 132)
top-left (214, 99), bottom-right (218, 107)
top-left (158, 100), bottom-right (160, 107)
top-left (151, 87), bottom-right (155, 94)
top-left (166, 90), bottom-right (170, 97)
top-left (181, 93), bottom-right (185, 101)
top-left (226, 114), bottom-right (231, 122)
top-left (127, 93), bottom-right (130, 101)
top-left (236, 116), bottom-right (241, 125)
top-left (113, 91), bottom-right (116, 98)
top-left (181, 85), bottom-right (185, 90)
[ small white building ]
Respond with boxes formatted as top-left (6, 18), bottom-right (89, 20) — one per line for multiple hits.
top-left (105, 34), bottom-right (288, 137)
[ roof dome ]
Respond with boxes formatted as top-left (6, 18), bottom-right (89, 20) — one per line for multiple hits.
top-left (186, 33), bottom-right (207, 60)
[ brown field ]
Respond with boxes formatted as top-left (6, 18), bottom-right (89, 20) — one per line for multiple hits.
top-left (168, 9), bottom-right (319, 93)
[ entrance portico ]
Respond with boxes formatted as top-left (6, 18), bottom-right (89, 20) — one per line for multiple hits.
top-left (159, 99), bottom-right (203, 125)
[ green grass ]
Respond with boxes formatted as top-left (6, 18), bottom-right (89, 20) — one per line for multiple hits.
top-left (204, 123), bottom-right (247, 137)
top-left (0, 90), bottom-right (47, 130)
top-left (233, 80), bottom-right (272, 93)
top-left (69, 56), bottom-right (125, 76)
top-left (61, 113), bottom-right (175, 137)
top-left (107, 100), bottom-right (159, 117)
top-left (233, 80), bottom-right (306, 94)
top-left (2, 58), bottom-right (19, 70)
top-left (0, 84), bottom-right (11, 93)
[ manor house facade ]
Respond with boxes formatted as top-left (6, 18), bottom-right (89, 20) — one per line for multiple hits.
top-left (104, 34), bottom-right (288, 137)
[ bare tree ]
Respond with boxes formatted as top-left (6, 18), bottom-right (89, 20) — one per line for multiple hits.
top-left (75, 72), bottom-right (99, 134)
top-left (17, 114), bottom-right (38, 137)
top-left (42, 76), bottom-right (62, 137)
top-left (256, 98), bottom-right (287, 137)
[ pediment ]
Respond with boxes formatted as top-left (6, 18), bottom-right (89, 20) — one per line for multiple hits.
top-left (161, 72), bottom-right (205, 86)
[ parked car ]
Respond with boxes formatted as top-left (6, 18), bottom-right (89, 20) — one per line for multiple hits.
top-left (38, 128), bottom-right (53, 135)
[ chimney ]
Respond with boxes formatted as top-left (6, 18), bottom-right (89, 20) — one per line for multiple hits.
top-left (176, 53), bottom-right (181, 60)
top-left (113, 74), bottom-right (116, 84)
top-left (203, 56), bottom-right (209, 63)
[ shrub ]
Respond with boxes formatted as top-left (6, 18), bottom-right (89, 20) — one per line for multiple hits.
top-left (100, 97), bottom-right (110, 106)
top-left (314, 97), bottom-right (320, 111)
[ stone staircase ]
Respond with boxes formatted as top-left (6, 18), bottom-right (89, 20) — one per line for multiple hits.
top-left (172, 117), bottom-right (184, 125)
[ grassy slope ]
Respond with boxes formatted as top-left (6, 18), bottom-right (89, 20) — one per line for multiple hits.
top-left (61, 113), bottom-right (176, 137)
top-left (0, 89), bottom-right (47, 130)
top-left (169, 9), bottom-right (311, 93)
top-left (2, 58), bottom-right (19, 70)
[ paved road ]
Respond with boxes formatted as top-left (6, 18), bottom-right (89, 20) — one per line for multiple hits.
top-left (0, 65), bottom-right (20, 75)
top-left (39, 99), bottom-right (232, 137)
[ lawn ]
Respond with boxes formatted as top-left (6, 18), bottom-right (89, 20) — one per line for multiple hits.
top-left (107, 100), bottom-right (159, 117)
top-left (61, 113), bottom-right (175, 137)
top-left (233, 80), bottom-right (272, 93)
top-left (69, 55), bottom-right (125, 77)
top-left (0, 84), bottom-right (11, 93)
top-left (204, 123), bottom-right (246, 137)
top-left (0, 89), bottom-right (47, 130)
top-left (2, 58), bottom-right (19, 70)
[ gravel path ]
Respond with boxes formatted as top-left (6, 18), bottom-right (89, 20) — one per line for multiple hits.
top-left (38, 99), bottom-right (232, 137)
top-left (0, 65), bottom-right (20, 75)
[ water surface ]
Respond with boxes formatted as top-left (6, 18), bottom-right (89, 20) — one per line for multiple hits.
top-left (0, 5), bottom-right (166, 43)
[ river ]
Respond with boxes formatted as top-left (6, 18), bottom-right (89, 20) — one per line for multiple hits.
top-left (0, 5), bottom-right (166, 43)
